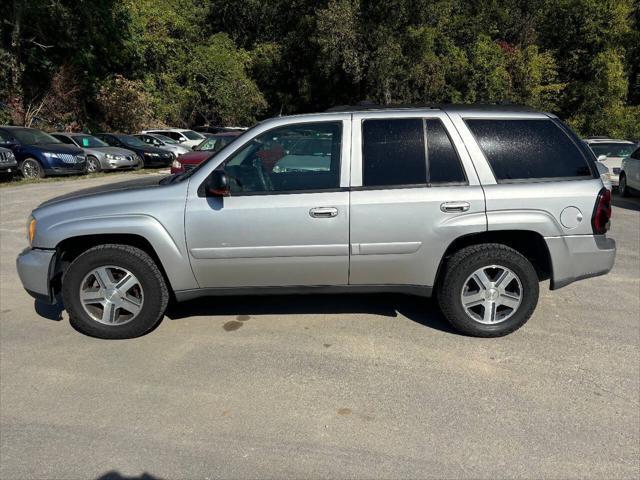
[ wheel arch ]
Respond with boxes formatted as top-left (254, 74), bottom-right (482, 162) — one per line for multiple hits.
top-left (434, 230), bottom-right (552, 290)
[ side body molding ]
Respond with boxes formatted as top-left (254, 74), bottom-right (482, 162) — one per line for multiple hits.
top-left (46, 214), bottom-right (199, 291)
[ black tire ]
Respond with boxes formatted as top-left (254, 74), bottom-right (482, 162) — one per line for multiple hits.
top-left (619, 173), bottom-right (629, 197)
top-left (437, 243), bottom-right (539, 337)
top-left (86, 156), bottom-right (101, 173)
top-left (20, 157), bottom-right (45, 179)
top-left (62, 244), bottom-right (169, 339)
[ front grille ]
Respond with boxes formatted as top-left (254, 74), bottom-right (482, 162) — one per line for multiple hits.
top-left (0, 151), bottom-right (13, 163)
top-left (613, 167), bottom-right (621, 174)
top-left (56, 153), bottom-right (82, 164)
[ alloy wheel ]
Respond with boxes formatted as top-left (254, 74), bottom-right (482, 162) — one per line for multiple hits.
top-left (460, 265), bottom-right (523, 324)
top-left (22, 160), bottom-right (39, 179)
top-left (79, 265), bottom-right (144, 325)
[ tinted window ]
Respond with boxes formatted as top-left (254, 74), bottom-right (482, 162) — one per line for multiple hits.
top-left (362, 119), bottom-right (426, 186)
top-left (425, 119), bottom-right (466, 184)
top-left (589, 143), bottom-right (635, 158)
top-left (182, 130), bottom-right (203, 140)
top-left (53, 134), bottom-right (74, 145)
top-left (223, 122), bottom-right (342, 194)
top-left (0, 130), bottom-right (10, 142)
top-left (466, 119), bottom-right (591, 181)
top-left (631, 148), bottom-right (640, 160)
top-left (11, 128), bottom-right (61, 145)
top-left (162, 131), bottom-right (183, 141)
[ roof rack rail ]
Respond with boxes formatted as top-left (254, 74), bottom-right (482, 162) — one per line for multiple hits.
top-left (325, 101), bottom-right (534, 113)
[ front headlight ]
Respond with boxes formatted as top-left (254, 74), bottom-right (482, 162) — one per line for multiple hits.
top-left (145, 152), bottom-right (159, 157)
top-left (27, 215), bottom-right (36, 245)
top-left (105, 154), bottom-right (116, 160)
top-left (171, 159), bottom-right (182, 169)
top-left (43, 152), bottom-right (56, 159)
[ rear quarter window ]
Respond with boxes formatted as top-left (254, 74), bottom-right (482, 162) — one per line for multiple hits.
top-left (466, 119), bottom-right (592, 181)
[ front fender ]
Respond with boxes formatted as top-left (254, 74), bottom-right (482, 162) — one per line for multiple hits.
top-left (40, 214), bottom-right (198, 292)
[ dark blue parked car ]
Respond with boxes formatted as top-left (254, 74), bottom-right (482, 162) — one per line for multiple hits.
top-left (0, 126), bottom-right (86, 179)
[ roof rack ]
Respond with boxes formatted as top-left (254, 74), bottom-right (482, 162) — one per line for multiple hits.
top-left (325, 101), bottom-right (535, 113)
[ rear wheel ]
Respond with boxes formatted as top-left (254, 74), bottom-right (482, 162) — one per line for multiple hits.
top-left (437, 243), bottom-right (539, 337)
top-left (21, 157), bottom-right (44, 179)
top-left (62, 244), bottom-right (169, 339)
top-left (619, 173), bottom-right (630, 197)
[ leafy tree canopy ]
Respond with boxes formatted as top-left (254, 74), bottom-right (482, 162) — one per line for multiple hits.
top-left (0, 0), bottom-right (637, 137)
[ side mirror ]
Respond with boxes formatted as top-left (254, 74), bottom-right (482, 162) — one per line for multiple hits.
top-left (206, 170), bottom-right (230, 197)
top-left (192, 145), bottom-right (197, 150)
top-left (597, 155), bottom-right (607, 162)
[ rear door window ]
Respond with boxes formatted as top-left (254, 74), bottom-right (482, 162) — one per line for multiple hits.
top-left (425, 119), bottom-right (466, 184)
top-left (466, 119), bottom-right (592, 181)
top-left (362, 119), bottom-right (426, 187)
top-left (362, 118), bottom-right (466, 187)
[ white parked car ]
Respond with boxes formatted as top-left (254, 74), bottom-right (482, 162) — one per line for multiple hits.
top-left (134, 133), bottom-right (191, 157)
top-left (595, 161), bottom-right (612, 191)
top-left (619, 147), bottom-right (640, 197)
top-left (585, 138), bottom-right (637, 186)
top-left (141, 128), bottom-right (205, 149)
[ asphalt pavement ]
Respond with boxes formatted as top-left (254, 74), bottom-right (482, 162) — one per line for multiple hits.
top-left (1, 173), bottom-right (638, 479)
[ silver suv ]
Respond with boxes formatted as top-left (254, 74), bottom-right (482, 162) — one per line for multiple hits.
top-left (16, 105), bottom-right (616, 339)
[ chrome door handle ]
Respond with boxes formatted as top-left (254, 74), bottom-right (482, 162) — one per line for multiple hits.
top-left (309, 207), bottom-right (338, 218)
top-left (440, 201), bottom-right (470, 213)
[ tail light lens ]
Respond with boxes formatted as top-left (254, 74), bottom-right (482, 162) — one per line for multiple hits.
top-left (591, 188), bottom-right (612, 234)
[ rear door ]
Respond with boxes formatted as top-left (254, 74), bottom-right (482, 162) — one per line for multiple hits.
top-left (349, 111), bottom-right (486, 289)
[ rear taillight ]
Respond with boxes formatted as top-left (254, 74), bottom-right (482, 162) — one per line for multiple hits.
top-left (591, 188), bottom-right (612, 234)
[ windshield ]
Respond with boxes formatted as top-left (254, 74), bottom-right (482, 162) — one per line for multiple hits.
top-left (74, 135), bottom-right (108, 148)
top-left (182, 130), bottom-right (204, 140)
top-left (590, 143), bottom-right (636, 158)
top-left (153, 134), bottom-right (178, 144)
top-left (11, 128), bottom-right (61, 145)
top-left (120, 135), bottom-right (147, 147)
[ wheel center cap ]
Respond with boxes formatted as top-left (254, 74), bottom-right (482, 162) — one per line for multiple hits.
top-left (486, 288), bottom-right (499, 301)
top-left (105, 288), bottom-right (119, 302)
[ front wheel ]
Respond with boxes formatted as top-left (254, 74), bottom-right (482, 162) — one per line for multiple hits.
top-left (437, 243), bottom-right (539, 337)
top-left (21, 158), bottom-right (44, 179)
top-left (62, 244), bottom-right (169, 339)
top-left (86, 156), bottom-right (101, 173)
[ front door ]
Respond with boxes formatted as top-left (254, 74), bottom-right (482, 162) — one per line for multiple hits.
top-left (185, 120), bottom-right (351, 288)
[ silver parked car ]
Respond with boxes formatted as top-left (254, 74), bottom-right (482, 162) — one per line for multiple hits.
top-left (17, 105), bottom-right (615, 339)
top-left (134, 133), bottom-right (191, 157)
top-left (51, 133), bottom-right (139, 173)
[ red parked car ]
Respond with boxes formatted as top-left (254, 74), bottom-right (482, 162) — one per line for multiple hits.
top-left (170, 132), bottom-right (242, 174)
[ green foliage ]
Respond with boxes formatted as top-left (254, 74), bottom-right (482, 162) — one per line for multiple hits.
top-left (0, 0), bottom-right (637, 137)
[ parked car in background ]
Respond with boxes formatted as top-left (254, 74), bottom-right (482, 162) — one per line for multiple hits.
top-left (0, 146), bottom-right (18, 179)
top-left (171, 131), bottom-right (242, 174)
top-left (194, 126), bottom-right (248, 135)
top-left (140, 128), bottom-right (205, 149)
top-left (17, 105), bottom-right (615, 339)
top-left (51, 133), bottom-right (139, 173)
top-left (0, 126), bottom-right (86, 179)
top-left (94, 133), bottom-right (174, 168)
top-left (595, 161), bottom-right (612, 191)
top-left (585, 138), bottom-right (636, 186)
top-left (134, 133), bottom-right (190, 157)
top-left (619, 147), bottom-right (640, 197)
